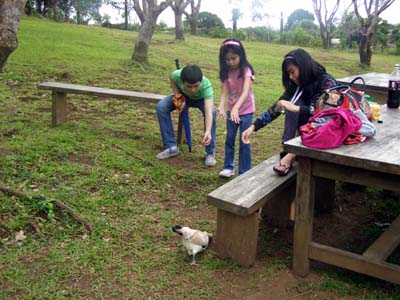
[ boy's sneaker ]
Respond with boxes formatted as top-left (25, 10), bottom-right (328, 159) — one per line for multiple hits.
top-left (156, 146), bottom-right (179, 159)
top-left (219, 169), bottom-right (235, 178)
top-left (205, 153), bottom-right (216, 167)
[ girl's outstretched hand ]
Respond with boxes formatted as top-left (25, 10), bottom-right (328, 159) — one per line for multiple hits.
top-left (242, 124), bottom-right (255, 144)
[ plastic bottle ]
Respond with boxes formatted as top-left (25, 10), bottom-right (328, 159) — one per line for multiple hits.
top-left (387, 64), bottom-right (400, 108)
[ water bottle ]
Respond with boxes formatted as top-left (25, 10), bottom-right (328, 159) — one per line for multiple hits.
top-left (387, 64), bottom-right (400, 109)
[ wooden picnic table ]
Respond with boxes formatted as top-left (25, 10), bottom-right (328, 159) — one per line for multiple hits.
top-left (337, 72), bottom-right (390, 104)
top-left (284, 105), bottom-right (400, 285)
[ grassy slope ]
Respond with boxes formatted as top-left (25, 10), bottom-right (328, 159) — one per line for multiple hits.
top-left (0, 16), bottom-right (399, 300)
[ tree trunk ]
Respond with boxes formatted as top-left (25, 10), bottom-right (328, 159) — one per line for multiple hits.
top-left (189, 17), bottom-right (197, 35)
top-left (124, 0), bottom-right (128, 30)
top-left (174, 11), bottom-right (184, 40)
top-left (132, 15), bottom-right (157, 63)
top-left (358, 32), bottom-right (373, 66)
top-left (0, 0), bottom-right (26, 72)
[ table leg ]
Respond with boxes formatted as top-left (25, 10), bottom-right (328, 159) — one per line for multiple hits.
top-left (293, 157), bottom-right (315, 276)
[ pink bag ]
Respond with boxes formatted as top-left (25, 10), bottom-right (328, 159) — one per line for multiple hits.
top-left (300, 108), bottom-right (362, 149)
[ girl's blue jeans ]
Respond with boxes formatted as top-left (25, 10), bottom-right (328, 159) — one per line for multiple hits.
top-left (223, 112), bottom-right (253, 175)
top-left (156, 94), bottom-right (216, 154)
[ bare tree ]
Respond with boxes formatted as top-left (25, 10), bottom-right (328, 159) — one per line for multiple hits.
top-left (312, 0), bottom-right (340, 49)
top-left (352, 0), bottom-right (395, 66)
top-left (183, 0), bottom-right (201, 35)
top-left (131, 0), bottom-right (174, 63)
top-left (0, 0), bottom-right (26, 71)
top-left (170, 0), bottom-right (189, 40)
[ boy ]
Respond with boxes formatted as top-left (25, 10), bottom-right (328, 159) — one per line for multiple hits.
top-left (156, 64), bottom-right (217, 166)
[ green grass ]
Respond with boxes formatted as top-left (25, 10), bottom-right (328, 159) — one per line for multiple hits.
top-left (1, 16), bottom-right (400, 300)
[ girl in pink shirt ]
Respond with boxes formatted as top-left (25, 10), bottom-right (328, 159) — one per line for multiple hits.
top-left (217, 38), bottom-right (255, 177)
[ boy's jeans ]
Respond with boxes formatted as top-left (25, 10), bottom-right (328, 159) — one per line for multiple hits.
top-left (156, 94), bottom-right (216, 154)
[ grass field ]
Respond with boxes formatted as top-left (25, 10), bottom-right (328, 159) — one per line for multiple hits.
top-left (1, 16), bottom-right (400, 299)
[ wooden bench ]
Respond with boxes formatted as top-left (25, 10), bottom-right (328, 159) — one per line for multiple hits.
top-left (37, 82), bottom-right (187, 144)
top-left (207, 155), bottom-right (297, 267)
top-left (207, 154), bottom-right (335, 267)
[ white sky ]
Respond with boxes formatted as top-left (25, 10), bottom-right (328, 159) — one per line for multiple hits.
top-left (103, 0), bottom-right (400, 29)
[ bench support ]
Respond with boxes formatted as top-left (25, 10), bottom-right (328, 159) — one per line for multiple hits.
top-left (51, 91), bottom-right (68, 126)
top-left (215, 209), bottom-right (259, 267)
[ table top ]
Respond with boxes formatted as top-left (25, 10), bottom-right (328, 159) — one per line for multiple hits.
top-left (336, 72), bottom-right (390, 91)
top-left (284, 105), bottom-right (400, 175)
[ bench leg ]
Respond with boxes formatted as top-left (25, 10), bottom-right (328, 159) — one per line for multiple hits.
top-left (51, 91), bottom-right (67, 126)
top-left (262, 180), bottom-right (296, 228)
top-left (215, 209), bottom-right (259, 267)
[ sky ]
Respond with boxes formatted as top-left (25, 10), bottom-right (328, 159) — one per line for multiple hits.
top-left (103, 0), bottom-right (400, 29)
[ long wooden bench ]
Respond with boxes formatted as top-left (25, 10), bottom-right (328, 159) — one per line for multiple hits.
top-left (37, 82), bottom-right (187, 144)
top-left (207, 154), bottom-right (335, 267)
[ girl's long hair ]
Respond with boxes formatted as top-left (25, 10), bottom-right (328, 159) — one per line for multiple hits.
top-left (219, 38), bottom-right (254, 81)
top-left (281, 48), bottom-right (326, 91)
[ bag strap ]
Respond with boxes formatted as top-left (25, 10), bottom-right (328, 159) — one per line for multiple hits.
top-left (325, 85), bottom-right (351, 93)
top-left (349, 76), bottom-right (365, 92)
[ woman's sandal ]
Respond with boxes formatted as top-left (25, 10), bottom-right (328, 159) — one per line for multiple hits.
top-left (273, 161), bottom-right (292, 176)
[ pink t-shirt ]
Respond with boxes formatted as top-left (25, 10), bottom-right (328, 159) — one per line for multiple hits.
top-left (221, 67), bottom-right (255, 115)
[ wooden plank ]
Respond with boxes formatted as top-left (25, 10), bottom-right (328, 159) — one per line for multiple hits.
top-left (309, 242), bottom-right (400, 285)
top-left (215, 209), bottom-right (259, 267)
top-left (38, 82), bottom-right (165, 103)
top-left (363, 215), bottom-right (400, 262)
top-left (312, 160), bottom-right (400, 192)
top-left (207, 155), bottom-right (297, 216)
top-left (292, 157), bottom-right (315, 277)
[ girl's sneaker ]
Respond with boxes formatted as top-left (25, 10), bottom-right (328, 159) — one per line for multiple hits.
top-left (219, 169), bottom-right (235, 178)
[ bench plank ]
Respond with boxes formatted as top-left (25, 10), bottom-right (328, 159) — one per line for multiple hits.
top-left (38, 82), bottom-right (165, 103)
top-left (207, 155), bottom-right (297, 216)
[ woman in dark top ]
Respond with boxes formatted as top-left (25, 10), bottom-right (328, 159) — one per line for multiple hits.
top-left (242, 48), bottom-right (337, 176)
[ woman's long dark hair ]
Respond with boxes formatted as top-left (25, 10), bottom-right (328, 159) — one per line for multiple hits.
top-left (219, 38), bottom-right (254, 81)
top-left (281, 48), bottom-right (326, 91)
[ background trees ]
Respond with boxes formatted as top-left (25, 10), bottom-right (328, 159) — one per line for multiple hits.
top-left (183, 0), bottom-right (201, 35)
top-left (352, 0), bottom-right (395, 66)
top-left (312, 0), bottom-right (340, 49)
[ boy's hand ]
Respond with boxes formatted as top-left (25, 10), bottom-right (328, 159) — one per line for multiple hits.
top-left (201, 131), bottom-right (212, 146)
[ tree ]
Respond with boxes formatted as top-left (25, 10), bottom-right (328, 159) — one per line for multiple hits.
top-left (170, 0), bottom-right (189, 40)
top-left (250, 0), bottom-right (270, 24)
top-left (352, 0), bottom-right (395, 66)
top-left (337, 11), bottom-right (360, 48)
top-left (312, 0), bottom-right (340, 49)
top-left (286, 9), bottom-right (314, 30)
top-left (0, 0), bottom-right (26, 72)
top-left (197, 11), bottom-right (224, 34)
top-left (131, 0), bottom-right (174, 63)
top-left (231, 7), bottom-right (241, 31)
top-left (73, 0), bottom-right (102, 24)
top-left (183, 0), bottom-right (201, 35)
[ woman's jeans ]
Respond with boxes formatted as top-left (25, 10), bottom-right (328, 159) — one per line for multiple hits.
top-left (223, 112), bottom-right (253, 175)
top-left (156, 94), bottom-right (216, 154)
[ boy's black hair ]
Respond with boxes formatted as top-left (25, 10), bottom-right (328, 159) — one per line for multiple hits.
top-left (181, 64), bottom-right (203, 84)
top-left (219, 38), bottom-right (254, 81)
top-left (281, 48), bottom-right (326, 91)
